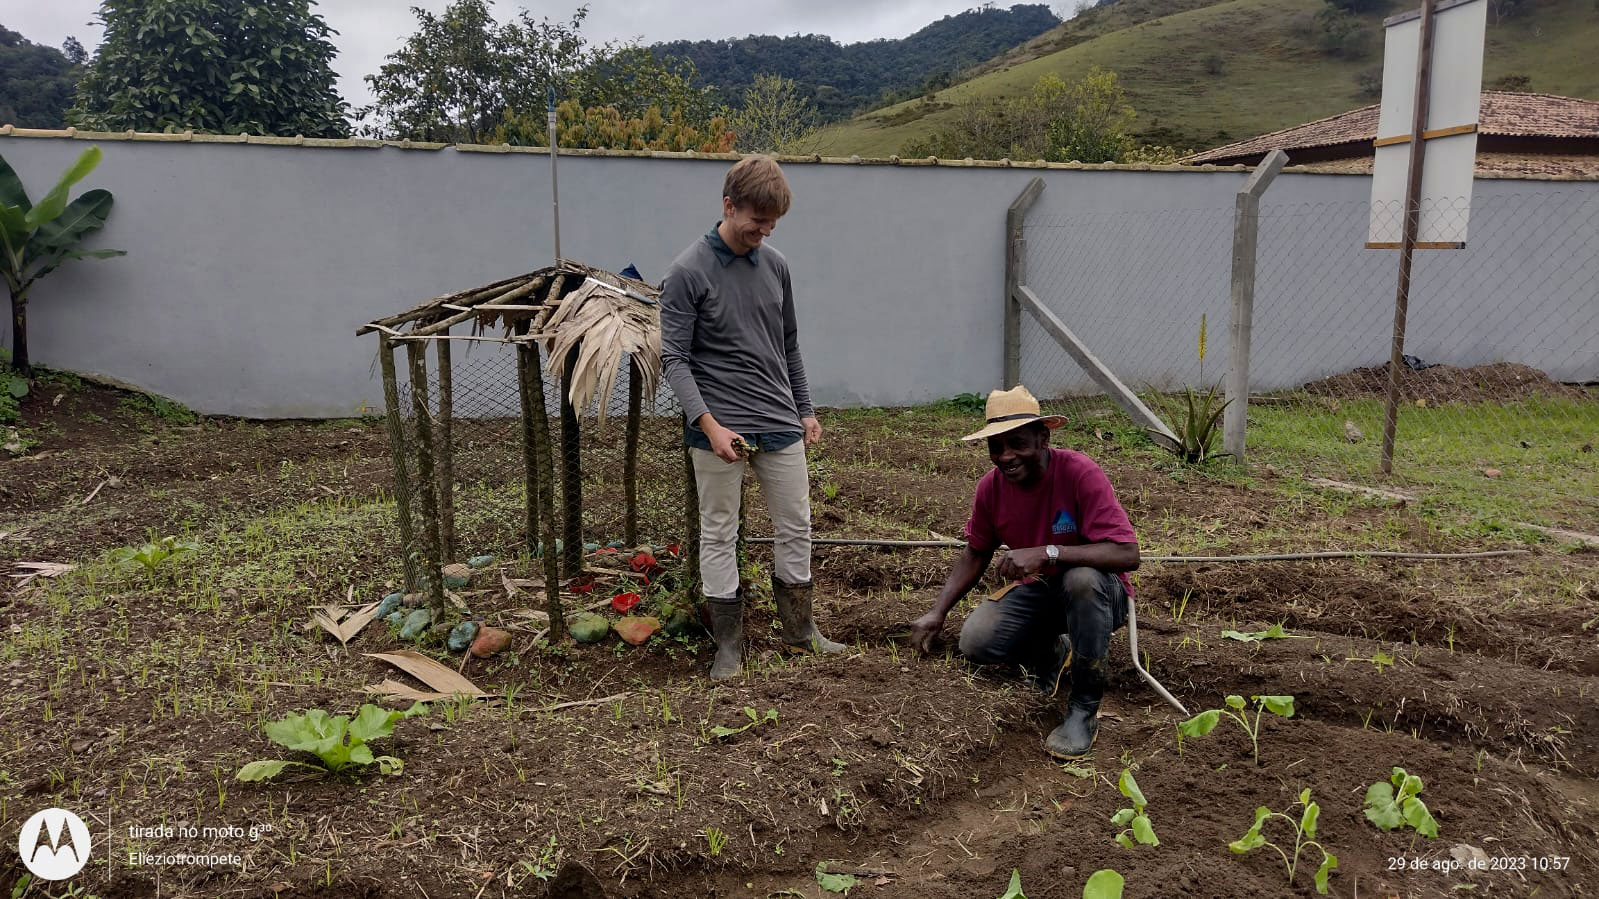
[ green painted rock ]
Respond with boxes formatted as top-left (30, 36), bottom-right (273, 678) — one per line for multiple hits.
top-left (376, 593), bottom-right (404, 618)
top-left (569, 612), bottom-right (611, 644)
top-left (466, 554), bottom-right (497, 569)
top-left (532, 539), bottom-right (564, 558)
top-left (663, 608), bottom-right (700, 638)
top-left (399, 608), bottom-right (433, 641)
top-left (604, 540), bottom-right (626, 549)
top-left (441, 563), bottom-right (472, 589)
top-left (582, 542), bottom-right (601, 553)
top-left (447, 621), bottom-right (480, 652)
top-left (384, 610), bottom-right (404, 626)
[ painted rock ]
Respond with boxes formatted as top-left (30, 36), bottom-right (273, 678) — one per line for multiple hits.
top-left (466, 554), bottom-right (497, 569)
top-left (469, 626), bottom-right (512, 658)
top-left (399, 608), bottom-right (433, 641)
top-left (375, 593), bottom-right (404, 618)
top-left (447, 621), bottom-right (480, 652)
top-left (569, 612), bottom-right (610, 644)
top-left (614, 616), bottom-right (661, 646)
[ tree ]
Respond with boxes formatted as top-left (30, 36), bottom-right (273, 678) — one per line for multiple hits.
top-left (1045, 67), bottom-right (1134, 163)
top-left (359, 1), bottom-right (588, 144)
top-left (497, 100), bottom-right (732, 152)
top-left (0, 26), bottom-right (83, 129)
top-left (900, 68), bottom-right (1135, 164)
top-left (61, 37), bottom-right (88, 67)
top-left (0, 148), bottom-right (124, 375)
top-left (67, 0), bottom-right (349, 137)
top-left (725, 74), bottom-right (823, 154)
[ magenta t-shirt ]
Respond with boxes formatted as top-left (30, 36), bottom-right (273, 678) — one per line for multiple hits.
top-left (964, 448), bottom-right (1138, 597)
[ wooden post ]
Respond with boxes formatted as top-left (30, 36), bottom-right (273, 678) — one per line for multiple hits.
top-left (1223, 149), bottom-right (1289, 462)
top-left (559, 342), bottom-right (584, 577)
top-left (518, 323), bottom-right (564, 639)
top-left (513, 322), bottom-right (540, 557)
top-left (623, 357), bottom-right (642, 548)
top-left (378, 336), bottom-right (420, 591)
top-left (1005, 177), bottom-right (1046, 389)
top-left (683, 445), bottom-right (700, 600)
top-left (435, 334), bottom-right (456, 561)
top-left (406, 342), bottom-right (447, 617)
top-left (1381, 0), bottom-right (1438, 476)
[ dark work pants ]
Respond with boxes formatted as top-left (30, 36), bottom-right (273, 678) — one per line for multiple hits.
top-left (957, 566), bottom-right (1128, 673)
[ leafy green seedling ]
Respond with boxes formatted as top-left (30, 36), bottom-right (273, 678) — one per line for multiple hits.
top-left (1110, 768), bottom-right (1159, 848)
top-left (816, 862), bottom-right (858, 895)
top-left (1346, 651), bottom-right (1396, 673)
top-left (1363, 767), bottom-right (1439, 837)
top-left (1221, 623), bottom-right (1309, 642)
top-left (1178, 694), bottom-right (1295, 765)
top-left (1229, 788), bottom-right (1337, 895)
top-left (1083, 869), bottom-right (1124, 899)
top-left (110, 535), bottom-right (200, 585)
top-left (710, 706), bottom-right (777, 739)
top-left (237, 702), bottom-right (428, 782)
top-left (998, 869), bottom-right (1026, 899)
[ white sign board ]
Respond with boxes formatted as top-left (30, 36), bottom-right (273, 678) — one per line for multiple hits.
top-left (1367, 0), bottom-right (1487, 249)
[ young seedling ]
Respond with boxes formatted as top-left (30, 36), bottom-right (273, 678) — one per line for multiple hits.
top-left (1363, 767), bottom-right (1439, 837)
top-left (1177, 694), bottom-right (1295, 765)
top-left (110, 535), bottom-right (200, 586)
top-left (1221, 623), bottom-right (1309, 643)
top-left (1229, 789), bottom-right (1338, 895)
top-left (1109, 769), bottom-right (1159, 848)
top-left (237, 702), bottom-right (428, 782)
top-left (998, 869), bottom-right (1026, 899)
top-left (1083, 870), bottom-right (1124, 899)
top-left (1346, 650), bottom-right (1396, 673)
top-left (709, 706), bottom-right (777, 739)
top-left (815, 862), bottom-right (858, 895)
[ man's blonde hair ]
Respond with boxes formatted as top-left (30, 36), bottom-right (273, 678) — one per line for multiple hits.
top-left (722, 155), bottom-right (791, 217)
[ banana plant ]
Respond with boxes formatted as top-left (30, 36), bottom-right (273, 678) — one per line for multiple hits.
top-left (0, 147), bottom-right (125, 374)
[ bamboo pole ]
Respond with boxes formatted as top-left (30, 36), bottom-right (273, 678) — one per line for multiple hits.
top-left (356, 272), bottom-right (540, 335)
top-left (410, 275), bottom-right (551, 338)
top-left (377, 336), bottom-right (420, 590)
top-left (623, 356), bottom-right (642, 547)
top-left (517, 323), bottom-right (565, 639)
top-left (436, 334), bottom-right (456, 562)
top-left (559, 342), bottom-right (584, 577)
top-left (406, 342), bottom-right (447, 617)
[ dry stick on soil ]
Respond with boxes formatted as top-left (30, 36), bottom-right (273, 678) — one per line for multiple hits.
top-left (624, 357), bottom-right (642, 548)
top-left (378, 335), bottom-right (421, 590)
top-left (406, 342), bottom-right (448, 617)
top-left (537, 692), bottom-right (631, 713)
top-left (436, 334), bottom-right (456, 562)
top-left (518, 321), bottom-right (566, 639)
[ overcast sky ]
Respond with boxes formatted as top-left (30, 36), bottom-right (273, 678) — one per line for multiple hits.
top-left (7, 0), bottom-right (1021, 110)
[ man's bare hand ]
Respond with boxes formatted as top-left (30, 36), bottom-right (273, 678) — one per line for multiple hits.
top-left (802, 416), bottom-right (822, 447)
top-left (702, 418), bottom-right (742, 463)
top-left (995, 546), bottom-right (1050, 582)
top-left (908, 610), bottom-right (946, 654)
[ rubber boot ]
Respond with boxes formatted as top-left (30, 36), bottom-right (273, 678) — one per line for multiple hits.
top-left (1044, 654), bottom-right (1107, 759)
top-left (706, 595), bottom-right (744, 682)
top-left (1027, 633), bottom-right (1072, 698)
top-left (772, 578), bottom-right (845, 653)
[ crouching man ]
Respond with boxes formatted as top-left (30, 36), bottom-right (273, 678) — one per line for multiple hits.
top-left (909, 386), bottom-right (1139, 759)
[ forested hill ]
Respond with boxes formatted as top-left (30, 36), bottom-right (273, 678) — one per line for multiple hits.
top-left (0, 25), bottom-right (82, 129)
top-left (651, 3), bottom-right (1060, 121)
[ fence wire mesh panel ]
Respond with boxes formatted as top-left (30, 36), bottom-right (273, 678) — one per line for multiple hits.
top-left (1019, 187), bottom-right (1597, 531)
top-left (1020, 205), bottom-right (1233, 431)
top-left (393, 342), bottom-right (688, 570)
top-left (1249, 190), bottom-right (1598, 523)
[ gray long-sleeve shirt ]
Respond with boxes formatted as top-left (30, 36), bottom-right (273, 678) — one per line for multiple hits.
top-left (660, 226), bottom-right (814, 434)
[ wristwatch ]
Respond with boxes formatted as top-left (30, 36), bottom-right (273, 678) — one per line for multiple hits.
top-left (1045, 544), bottom-right (1060, 563)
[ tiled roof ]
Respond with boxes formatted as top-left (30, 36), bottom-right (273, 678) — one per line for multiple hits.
top-left (1184, 91), bottom-right (1599, 165)
top-left (1288, 151), bottom-right (1599, 179)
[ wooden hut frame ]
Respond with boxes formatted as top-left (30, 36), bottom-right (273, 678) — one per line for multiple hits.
top-left (358, 260), bottom-right (669, 636)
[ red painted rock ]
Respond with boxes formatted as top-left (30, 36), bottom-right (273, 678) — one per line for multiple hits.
top-left (614, 616), bottom-right (660, 646)
top-left (469, 626), bottom-right (512, 658)
top-left (610, 591), bottom-right (641, 614)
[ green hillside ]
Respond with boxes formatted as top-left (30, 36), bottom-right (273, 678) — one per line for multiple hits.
top-left (823, 0), bottom-right (1599, 157)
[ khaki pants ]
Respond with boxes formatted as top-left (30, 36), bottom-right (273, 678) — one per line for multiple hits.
top-left (690, 442), bottom-right (811, 599)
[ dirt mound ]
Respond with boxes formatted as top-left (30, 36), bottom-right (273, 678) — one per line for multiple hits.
top-left (1304, 361), bottom-right (1584, 404)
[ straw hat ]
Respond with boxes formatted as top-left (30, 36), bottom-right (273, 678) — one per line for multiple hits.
top-left (960, 385), bottom-right (1067, 442)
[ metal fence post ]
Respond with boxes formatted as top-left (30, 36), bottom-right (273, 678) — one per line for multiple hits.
top-left (1224, 150), bottom-right (1289, 461)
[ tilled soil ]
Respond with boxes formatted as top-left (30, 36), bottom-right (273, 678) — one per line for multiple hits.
top-left (1, 381), bottom-right (1595, 899)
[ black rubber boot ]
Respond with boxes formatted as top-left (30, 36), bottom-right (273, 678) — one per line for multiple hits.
top-left (1044, 654), bottom-right (1107, 759)
top-left (706, 595), bottom-right (744, 682)
top-left (772, 578), bottom-right (845, 653)
top-left (1027, 633), bottom-right (1072, 697)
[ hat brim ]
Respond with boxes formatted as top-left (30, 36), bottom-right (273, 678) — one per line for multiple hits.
top-left (961, 414), bottom-right (1067, 443)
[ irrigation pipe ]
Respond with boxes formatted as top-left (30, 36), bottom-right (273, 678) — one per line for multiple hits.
top-left (744, 537), bottom-right (1529, 562)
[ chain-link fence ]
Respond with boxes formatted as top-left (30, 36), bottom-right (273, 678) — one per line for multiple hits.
top-left (1017, 184), bottom-right (1599, 509)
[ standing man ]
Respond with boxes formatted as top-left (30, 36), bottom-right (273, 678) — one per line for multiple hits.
top-left (908, 386), bottom-right (1140, 759)
top-left (661, 155), bottom-right (845, 682)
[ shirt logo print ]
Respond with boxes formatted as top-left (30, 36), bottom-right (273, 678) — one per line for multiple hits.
top-left (1052, 509), bottom-right (1078, 535)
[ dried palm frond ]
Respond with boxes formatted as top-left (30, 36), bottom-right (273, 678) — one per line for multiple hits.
top-left (543, 273), bottom-right (661, 425)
